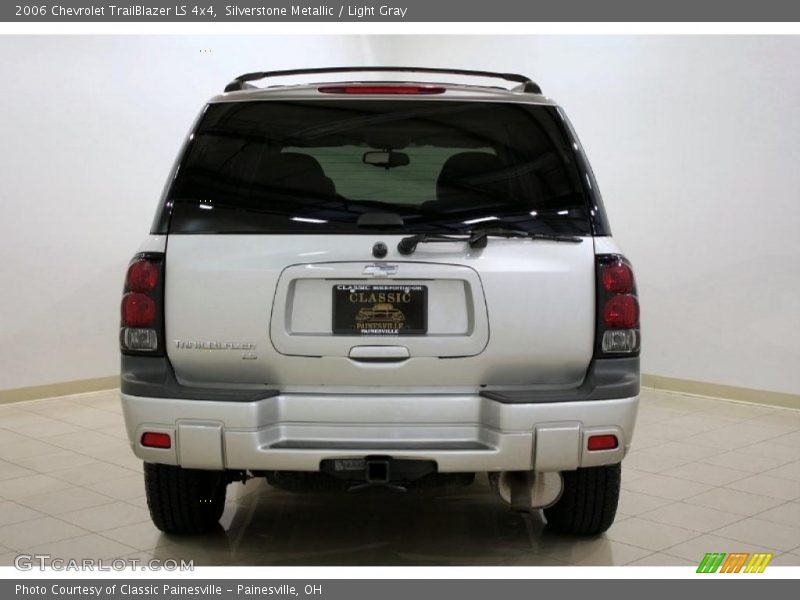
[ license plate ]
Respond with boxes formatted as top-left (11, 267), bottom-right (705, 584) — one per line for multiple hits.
top-left (332, 284), bottom-right (427, 335)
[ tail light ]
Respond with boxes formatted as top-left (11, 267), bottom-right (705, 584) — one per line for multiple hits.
top-left (120, 253), bottom-right (164, 355)
top-left (126, 260), bottom-right (159, 292)
top-left (595, 254), bottom-right (640, 356)
top-left (603, 295), bottom-right (639, 329)
top-left (318, 85), bottom-right (446, 95)
top-left (121, 293), bottom-right (156, 327)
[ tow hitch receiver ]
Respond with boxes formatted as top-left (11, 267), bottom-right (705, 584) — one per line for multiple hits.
top-left (349, 456), bottom-right (406, 492)
top-left (348, 457), bottom-right (409, 492)
top-left (320, 456), bottom-right (437, 491)
top-left (366, 458), bottom-right (391, 484)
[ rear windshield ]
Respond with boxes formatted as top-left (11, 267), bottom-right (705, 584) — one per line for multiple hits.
top-left (165, 100), bottom-right (594, 235)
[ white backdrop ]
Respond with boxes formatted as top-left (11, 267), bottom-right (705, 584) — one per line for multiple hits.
top-left (0, 36), bottom-right (368, 390)
top-left (370, 36), bottom-right (800, 396)
top-left (1, 35), bottom-right (798, 395)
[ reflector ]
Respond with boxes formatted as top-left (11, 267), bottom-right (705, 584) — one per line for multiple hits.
top-left (587, 434), bottom-right (618, 451)
top-left (141, 432), bottom-right (171, 449)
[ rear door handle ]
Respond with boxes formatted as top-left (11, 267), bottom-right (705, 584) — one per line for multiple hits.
top-left (348, 345), bottom-right (410, 361)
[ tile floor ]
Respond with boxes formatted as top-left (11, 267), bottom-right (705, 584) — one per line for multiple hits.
top-left (0, 388), bottom-right (799, 566)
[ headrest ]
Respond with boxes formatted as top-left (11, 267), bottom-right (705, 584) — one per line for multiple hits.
top-left (436, 152), bottom-right (511, 204)
top-left (254, 152), bottom-right (335, 199)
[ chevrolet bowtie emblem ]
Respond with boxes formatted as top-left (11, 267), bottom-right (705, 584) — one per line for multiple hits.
top-left (362, 264), bottom-right (398, 277)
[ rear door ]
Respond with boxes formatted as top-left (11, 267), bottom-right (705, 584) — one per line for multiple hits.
top-left (161, 95), bottom-right (598, 389)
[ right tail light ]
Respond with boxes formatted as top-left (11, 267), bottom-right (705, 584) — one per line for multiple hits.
top-left (120, 253), bottom-right (165, 355)
top-left (595, 254), bottom-right (640, 356)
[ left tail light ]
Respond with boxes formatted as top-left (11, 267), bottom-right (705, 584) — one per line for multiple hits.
top-left (120, 253), bottom-right (164, 355)
top-left (595, 254), bottom-right (640, 356)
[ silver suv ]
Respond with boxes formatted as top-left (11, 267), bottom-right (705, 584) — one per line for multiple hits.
top-left (119, 67), bottom-right (640, 536)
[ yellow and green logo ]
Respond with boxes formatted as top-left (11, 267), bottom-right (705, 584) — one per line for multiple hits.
top-left (697, 552), bottom-right (773, 573)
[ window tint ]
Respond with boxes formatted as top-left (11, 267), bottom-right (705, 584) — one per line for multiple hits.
top-left (286, 145), bottom-right (496, 205)
top-left (167, 100), bottom-right (593, 235)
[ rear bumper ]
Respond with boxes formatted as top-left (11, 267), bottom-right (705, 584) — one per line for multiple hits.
top-left (121, 392), bottom-right (638, 473)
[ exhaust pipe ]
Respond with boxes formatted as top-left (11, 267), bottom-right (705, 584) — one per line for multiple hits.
top-left (496, 471), bottom-right (563, 511)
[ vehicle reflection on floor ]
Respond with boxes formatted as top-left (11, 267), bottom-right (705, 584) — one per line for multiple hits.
top-left (148, 475), bottom-right (570, 566)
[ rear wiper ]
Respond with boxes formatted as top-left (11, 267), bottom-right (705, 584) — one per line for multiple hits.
top-left (397, 233), bottom-right (473, 255)
top-left (467, 227), bottom-right (584, 246)
top-left (398, 228), bottom-right (583, 255)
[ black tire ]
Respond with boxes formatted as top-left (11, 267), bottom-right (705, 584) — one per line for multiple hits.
top-left (543, 463), bottom-right (621, 535)
top-left (144, 462), bottom-right (227, 534)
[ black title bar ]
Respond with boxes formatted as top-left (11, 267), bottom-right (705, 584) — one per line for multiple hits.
top-left (6, 0), bottom-right (800, 22)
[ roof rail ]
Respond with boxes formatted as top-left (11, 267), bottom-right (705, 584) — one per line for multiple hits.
top-left (223, 66), bottom-right (542, 94)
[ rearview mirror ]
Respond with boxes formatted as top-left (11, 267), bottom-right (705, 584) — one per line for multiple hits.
top-left (363, 150), bottom-right (410, 169)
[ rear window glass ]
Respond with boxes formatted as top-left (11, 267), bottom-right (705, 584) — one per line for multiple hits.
top-left (167, 100), bottom-right (592, 234)
top-left (284, 145), bottom-right (496, 204)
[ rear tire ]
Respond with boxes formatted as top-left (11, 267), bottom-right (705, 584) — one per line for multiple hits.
top-left (144, 462), bottom-right (227, 534)
top-left (543, 463), bottom-right (621, 535)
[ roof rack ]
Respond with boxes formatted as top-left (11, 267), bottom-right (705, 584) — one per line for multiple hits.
top-left (223, 66), bottom-right (542, 94)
